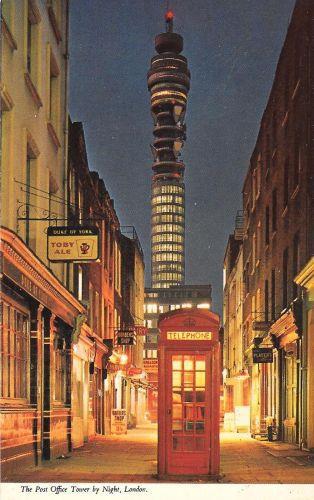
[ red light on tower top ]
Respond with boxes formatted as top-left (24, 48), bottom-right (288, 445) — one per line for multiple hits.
top-left (165, 10), bottom-right (174, 22)
top-left (165, 9), bottom-right (174, 33)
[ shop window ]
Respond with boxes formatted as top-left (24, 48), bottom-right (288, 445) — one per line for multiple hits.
top-left (0, 300), bottom-right (29, 400)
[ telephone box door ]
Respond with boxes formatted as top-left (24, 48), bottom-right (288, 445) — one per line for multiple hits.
top-left (165, 350), bottom-right (212, 475)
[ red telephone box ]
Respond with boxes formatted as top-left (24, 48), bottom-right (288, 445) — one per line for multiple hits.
top-left (158, 308), bottom-right (220, 477)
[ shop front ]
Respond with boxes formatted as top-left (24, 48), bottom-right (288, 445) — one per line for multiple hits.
top-left (0, 228), bottom-right (85, 475)
top-left (295, 259), bottom-right (314, 450)
top-left (270, 308), bottom-right (301, 444)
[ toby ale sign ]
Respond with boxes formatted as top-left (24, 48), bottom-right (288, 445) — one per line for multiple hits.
top-left (253, 348), bottom-right (273, 363)
top-left (47, 226), bottom-right (99, 262)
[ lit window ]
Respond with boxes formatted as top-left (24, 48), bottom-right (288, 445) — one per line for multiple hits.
top-left (182, 303), bottom-right (192, 308)
top-left (146, 303), bottom-right (158, 314)
top-left (197, 303), bottom-right (210, 309)
top-left (78, 266), bottom-right (83, 301)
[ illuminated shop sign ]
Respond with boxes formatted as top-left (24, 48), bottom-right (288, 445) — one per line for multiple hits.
top-left (116, 329), bottom-right (135, 346)
top-left (167, 331), bottom-right (212, 341)
top-left (252, 348), bottom-right (273, 363)
top-left (111, 409), bottom-right (127, 434)
top-left (47, 226), bottom-right (99, 262)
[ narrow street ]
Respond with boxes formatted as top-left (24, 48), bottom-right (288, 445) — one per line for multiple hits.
top-left (3, 424), bottom-right (314, 484)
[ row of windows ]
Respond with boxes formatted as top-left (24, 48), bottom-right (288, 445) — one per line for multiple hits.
top-left (152, 252), bottom-right (184, 262)
top-left (152, 184), bottom-right (184, 195)
top-left (246, 140), bottom-right (303, 222)
top-left (152, 204), bottom-right (184, 214)
top-left (152, 272), bottom-right (184, 281)
top-left (3, 0), bottom-right (62, 130)
top-left (243, 232), bottom-right (300, 315)
top-left (152, 224), bottom-right (184, 234)
top-left (152, 244), bottom-right (184, 253)
top-left (152, 214), bottom-right (184, 224)
top-left (153, 262), bottom-right (184, 272)
top-left (152, 233), bottom-right (184, 244)
top-left (152, 195), bottom-right (184, 205)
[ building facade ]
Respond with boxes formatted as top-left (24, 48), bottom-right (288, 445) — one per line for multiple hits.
top-left (120, 228), bottom-right (146, 427)
top-left (0, 0), bottom-right (146, 474)
top-left (222, 214), bottom-right (250, 432)
top-left (0, 0), bottom-right (86, 474)
top-left (239, 0), bottom-right (314, 444)
top-left (147, 11), bottom-right (190, 289)
top-left (68, 122), bottom-right (146, 439)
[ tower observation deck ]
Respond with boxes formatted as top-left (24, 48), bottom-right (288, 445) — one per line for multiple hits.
top-left (148, 10), bottom-right (190, 288)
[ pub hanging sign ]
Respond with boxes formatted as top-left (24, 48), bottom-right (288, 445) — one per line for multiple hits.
top-left (47, 226), bottom-right (100, 262)
top-left (116, 329), bottom-right (135, 346)
top-left (253, 347), bottom-right (273, 364)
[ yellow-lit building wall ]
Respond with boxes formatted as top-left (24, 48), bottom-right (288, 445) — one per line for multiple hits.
top-left (1, 0), bottom-right (69, 283)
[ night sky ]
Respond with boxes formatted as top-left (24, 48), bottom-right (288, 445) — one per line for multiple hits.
top-left (69, 0), bottom-right (296, 314)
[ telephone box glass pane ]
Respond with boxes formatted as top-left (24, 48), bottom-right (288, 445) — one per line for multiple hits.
top-left (195, 356), bottom-right (205, 370)
top-left (173, 390), bottom-right (182, 403)
top-left (195, 371), bottom-right (205, 387)
top-left (184, 356), bottom-right (194, 371)
top-left (184, 420), bottom-right (194, 432)
top-left (196, 389), bottom-right (206, 402)
top-left (172, 356), bottom-right (182, 370)
top-left (183, 389), bottom-right (193, 402)
top-left (172, 371), bottom-right (181, 387)
top-left (183, 372), bottom-right (194, 386)
top-left (184, 405), bottom-right (194, 419)
top-left (195, 421), bottom-right (205, 433)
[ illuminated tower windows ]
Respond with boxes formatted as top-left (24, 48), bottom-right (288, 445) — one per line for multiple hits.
top-left (148, 10), bottom-right (190, 289)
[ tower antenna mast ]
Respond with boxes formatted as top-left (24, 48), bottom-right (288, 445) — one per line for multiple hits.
top-left (165, 1), bottom-right (174, 33)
